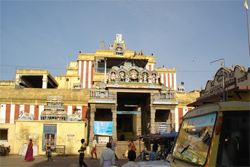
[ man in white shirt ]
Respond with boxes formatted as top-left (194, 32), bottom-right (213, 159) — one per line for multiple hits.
top-left (121, 150), bottom-right (139, 167)
top-left (100, 142), bottom-right (115, 167)
top-left (91, 137), bottom-right (97, 159)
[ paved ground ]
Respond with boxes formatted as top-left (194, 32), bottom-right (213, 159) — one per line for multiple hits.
top-left (0, 154), bottom-right (129, 167)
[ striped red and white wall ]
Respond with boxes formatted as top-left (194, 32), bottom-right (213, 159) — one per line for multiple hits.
top-left (146, 64), bottom-right (176, 89)
top-left (0, 104), bottom-right (88, 124)
top-left (78, 60), bottom-right (94, 88)
top-left (159, 73), bottom-right (177, 90)
top-left (146, 64), bottom-right (155, 72)
top-left (174, 107), bottom-right (192, 131)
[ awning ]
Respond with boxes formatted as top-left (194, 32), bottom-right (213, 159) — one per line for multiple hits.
top-left (140, 132), bottom-right (178, 141)
top-left (158, 132), bottom-right (178, 138)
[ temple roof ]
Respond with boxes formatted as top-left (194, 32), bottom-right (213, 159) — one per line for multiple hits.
top-left (15, 69), bottom-right (58, 88)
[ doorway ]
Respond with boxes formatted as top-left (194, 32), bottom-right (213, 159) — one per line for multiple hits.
top-left (43, 124), bottom-right (57, 150)
top-left (117, 92), bottom-right (150, 140)
top-left (117, 114), bottom-right (133, 141)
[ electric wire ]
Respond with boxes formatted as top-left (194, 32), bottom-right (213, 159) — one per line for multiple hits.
top-left (0, 64), bottom-right (66, 69)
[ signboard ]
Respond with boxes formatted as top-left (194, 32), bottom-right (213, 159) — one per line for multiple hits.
top-left (98, 136), bottom-right (110, 144)
top-left (158, 123), bottom-right (167, 133)
top-left (155, 122), bottom-right (167, 134)
top-left (94, 121), bottom-right (113, 135)
top-left (184, 114), bottom-right (216, 129)
top-left (117, 111), bottom-right (141, 114)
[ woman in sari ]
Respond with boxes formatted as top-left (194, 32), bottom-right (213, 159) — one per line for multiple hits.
top-left (23, 139), bottom-right (34, 162)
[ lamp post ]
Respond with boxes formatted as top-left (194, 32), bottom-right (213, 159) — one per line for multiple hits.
top-left (104, 58), bottom-right (107, 84)
top-left (210, 58), bottom-right (226, 102)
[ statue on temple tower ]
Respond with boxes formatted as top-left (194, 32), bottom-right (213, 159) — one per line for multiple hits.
top-left (142, 72), bottom-right (148, 83)
top-left (111, 72), bottom-right (116, 81)
top-left (119, 71), bottom-right (126, 82)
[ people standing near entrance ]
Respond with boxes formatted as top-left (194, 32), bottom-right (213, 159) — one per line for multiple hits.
top-left (110, 138), bottom-right (118, 160)
top-left (123, 140), bottom-right (132, 158)
top-left (100, 142), bottom-right (115, 167)
top-left (46, 146), bottom-right (53, 162)
top-left (130, 140), bottom-right (136, 151)
top-left (91, 136), bottom-right (97, 159)
top-left (23, 139), bottom-right (34, 162)
top-left (78, 139), bottom-right (88, 167)
top-left (121, 150), bottom-right (139, 167)
top-left (149, 142), bottom-right (158, 161)
top-left (152, 142), bottom-right (158, 152)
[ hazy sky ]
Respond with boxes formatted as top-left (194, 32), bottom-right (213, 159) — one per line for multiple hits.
top-left (1, 0), bottom-right (250, 92)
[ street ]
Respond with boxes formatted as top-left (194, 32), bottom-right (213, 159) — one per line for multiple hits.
top-left (0, 155), bottom-right (170, 167)
top-left (0, 155), bottom-right (128, 167)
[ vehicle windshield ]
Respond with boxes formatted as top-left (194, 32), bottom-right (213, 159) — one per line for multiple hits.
top-left (172, 113), bottom-right (216, 165)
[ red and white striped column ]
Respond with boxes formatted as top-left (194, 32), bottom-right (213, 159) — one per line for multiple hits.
top-left (159, 73), bottom-right (177, 89)
top-left (146, 64), bottom-right (155, 72)
top-left (78, 60), bottom-right (94, 88)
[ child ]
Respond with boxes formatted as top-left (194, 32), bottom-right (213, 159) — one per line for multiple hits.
top-left (47, 146), bottom-right (53, 162)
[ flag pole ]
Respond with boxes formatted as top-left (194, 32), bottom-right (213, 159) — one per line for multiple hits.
top-left (245, 0), bottom-right (250, 60)
top-left (246, 7), bottom-right (250, 59)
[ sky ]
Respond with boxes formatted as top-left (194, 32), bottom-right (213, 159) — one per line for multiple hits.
top-left (1, 0), bottom-right (250, 92)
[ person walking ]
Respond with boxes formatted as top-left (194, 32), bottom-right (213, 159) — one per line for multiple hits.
top-left (121, 150), bottom-right (139, 167)
top-left (78, 139), bottom-right (88, 167)
top-left (130, 140), bottom-right (136, 152)
top-left (123, 140), bottom-right (132, 158)
top-left (110, 138), bottom-right (118, 160)
top-left (100, 142), bottom-right (115, 167)
top-left (46, 146), bottom-right (53, 162)
top-left (91, 136), bottom-right (97, 159)
top-left (23, 139), bottom-right (34, 162)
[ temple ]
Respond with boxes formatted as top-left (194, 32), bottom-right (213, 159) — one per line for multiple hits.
top-left (0, 34), bottom-right (200, 155)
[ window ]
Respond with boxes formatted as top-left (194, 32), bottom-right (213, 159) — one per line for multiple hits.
top-left (97, 61), bottom-right (111, 73)
top-left (0, 129), bottom-right (8, 141)
top-left (172, 114), bottom-right (216, 165)
top-left (217, 111), bottom-right (249, 166)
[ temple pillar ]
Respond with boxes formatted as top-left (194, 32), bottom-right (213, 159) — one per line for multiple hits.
top-left (111, 105), bottom-right (117, 141)
top-left (170, 109), bottom-right (176, 132)
top-left (150, 107), bottom-right (156, 134)
top-left (42, 75), bottom-right (48, 89)
top-left (150, 93), bottom-right (156, 134)
top-left (89, 104), bottom-right (96, 144)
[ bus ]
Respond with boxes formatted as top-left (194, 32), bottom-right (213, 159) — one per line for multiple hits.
top-left (169, 101), bottom-right (250, 167)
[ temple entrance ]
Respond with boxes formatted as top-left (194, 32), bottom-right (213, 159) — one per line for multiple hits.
top-left (116, 92), bottom-right (150, 141)
top-left (117, 114), bottom-right (133, 141)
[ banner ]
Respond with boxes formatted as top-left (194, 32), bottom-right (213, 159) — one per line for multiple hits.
top-left (94, 121), bottom-right (113, 135)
